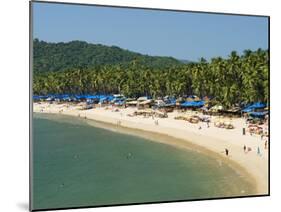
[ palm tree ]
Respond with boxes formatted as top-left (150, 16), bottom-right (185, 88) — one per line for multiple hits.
top-left (33, 49), bottom-right (269, 108)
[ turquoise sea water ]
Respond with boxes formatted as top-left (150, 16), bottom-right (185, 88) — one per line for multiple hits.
top-left (32, 113), bottom-right (255, 210)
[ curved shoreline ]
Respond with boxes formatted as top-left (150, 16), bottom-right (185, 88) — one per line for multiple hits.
top-left (33, 103), bottom-right (268, 195)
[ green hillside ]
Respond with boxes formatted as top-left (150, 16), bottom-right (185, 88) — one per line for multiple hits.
top-left (33, 39), bottom-right (182, 72)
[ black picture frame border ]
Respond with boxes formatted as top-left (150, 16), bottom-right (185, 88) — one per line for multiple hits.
top-left (29, 1), bottom-right (270, 211)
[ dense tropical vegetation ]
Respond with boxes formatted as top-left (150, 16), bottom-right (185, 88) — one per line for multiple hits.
top-left (33, 40), bottom-right (269, 108)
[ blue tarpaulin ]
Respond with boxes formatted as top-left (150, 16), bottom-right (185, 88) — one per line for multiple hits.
top-left (249, 111), bottom-right (268, 118)
top-left (165, 98), bottom-right (176, 105)
top-left (242, 108), bottom-right (254, 113)
top-left (99, 95), bottom-right (114, 103)
top-left (242, 102), bottom-right (266, 112)
top-left (181, 101), bottom-right (205, 108)
top-left (34, 94), bottom-right (116, 101)
top-left (33, 95), bottom-right (43, 100)
top-left (247, 102), bottom-right (266, 109)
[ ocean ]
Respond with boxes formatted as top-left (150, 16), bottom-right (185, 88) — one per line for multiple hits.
top-left (32, 113), bottom-right (255, 210)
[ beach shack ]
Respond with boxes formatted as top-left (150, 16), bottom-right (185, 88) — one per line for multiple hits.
top-left (206, 105), bottom-right (224, 115)
top-left (218, 107), bottom-right (242, 117)
top-left (125, 97), bottom-right (137, 107)
top-left (138, 99), bottom-right (153, 109)
top-left (242, 102), bottom-right (267, 125)
top-left (162, 97), bottom-right (176, 112)
top-left (110, 94), bottom-right (126, 107)
top-left (158, 103), bottom-right (175, 113)
top-left (126, 100), bottom-right (138, 107)
top-left (137, 96), bottom-right (153, 109)
top-left (154, 99), bottom-right (165, 107)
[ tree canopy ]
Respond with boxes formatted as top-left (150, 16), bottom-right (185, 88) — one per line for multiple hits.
top-left (33, 39), bottom-right (182, 73)
top-left (33, 40), bottom-right (269, 107)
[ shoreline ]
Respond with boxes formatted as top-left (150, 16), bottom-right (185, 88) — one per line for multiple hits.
top-left (33, 102), bottom-right (269, 195)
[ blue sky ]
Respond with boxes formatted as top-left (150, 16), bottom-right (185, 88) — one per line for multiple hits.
top-left (33, 2), bottom-right (268, 61)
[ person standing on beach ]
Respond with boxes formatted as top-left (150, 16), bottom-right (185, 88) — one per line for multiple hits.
top-left (264, 140), bottom-right (268, 149)
top-left (155, 120), bottom-right (159, 125)
top-left (257, 147), bottom-right (261, 156)
top-left (243, 145), bottom-right (246, 153)
top-left (225, 148), bottom-right (229, 156)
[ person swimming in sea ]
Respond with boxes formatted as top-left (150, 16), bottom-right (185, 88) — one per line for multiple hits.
top-left (126, 152), bottom-right (132, 159)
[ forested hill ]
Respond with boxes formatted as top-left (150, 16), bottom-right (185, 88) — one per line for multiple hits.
top-left (33, 39), bottom-right (182, 72)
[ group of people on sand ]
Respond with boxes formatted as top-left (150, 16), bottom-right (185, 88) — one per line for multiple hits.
top-left (224, 140), bottom-right (268, 157)
top-left (243, 145), bottom-right (254, 154)
top-left (243, 142), bottom-right (267, 156)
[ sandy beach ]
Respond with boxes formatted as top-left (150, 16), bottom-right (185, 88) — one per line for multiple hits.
top-left (33, 102), bottom-right (269, 195)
